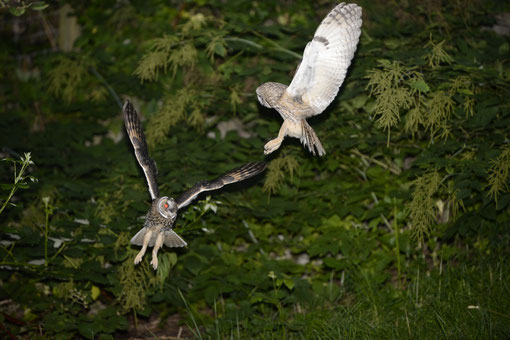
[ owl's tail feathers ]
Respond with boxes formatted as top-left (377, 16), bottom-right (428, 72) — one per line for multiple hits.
top-left (163, 229), bottom-right (187, 248)
top-left (301, 120), bottom-right (326, 156)
top-left (131, 227), bottom-right (151, 246)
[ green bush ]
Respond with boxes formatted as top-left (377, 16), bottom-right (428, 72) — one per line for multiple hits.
top-left (1, 0), bottom-right (509, 338)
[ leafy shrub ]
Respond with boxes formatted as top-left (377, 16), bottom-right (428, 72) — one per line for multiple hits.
top-left (1, 0), bottom-right (509, 338)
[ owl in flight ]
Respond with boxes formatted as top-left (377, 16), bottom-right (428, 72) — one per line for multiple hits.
top-left (123, 100), bottom-right (266, 269)
top-left (256, 2), bottom-right (362, 156)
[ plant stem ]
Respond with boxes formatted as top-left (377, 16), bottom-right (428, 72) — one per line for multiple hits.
top-left (394, 201), bottom-right (401, 288)
top-left (178, 288), bottom-right (203, 340)
top-left (250, 31), bottom-right (303, 59)
top-left (0, 153), bottom-right (33, 216)
top-left (89, 67), bottom-right (123, 109)
top-left (44, 203), bottom-right (49, 266)
top-left (351, 149), bottom-right (401, 175)
top-left (0, 186), bottom-right (16, 215)
top-left (224, 37), bottom-right (263, 50)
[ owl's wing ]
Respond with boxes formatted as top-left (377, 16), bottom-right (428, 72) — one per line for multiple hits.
top-left (286, 3), bottom-right (362, 116)
top-left (123, 100), bottom-right (160, 200)
top-left (176, 162), bottom-right (267, 209)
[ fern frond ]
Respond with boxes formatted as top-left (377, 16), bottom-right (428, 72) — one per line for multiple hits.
top-left (404, 107), bottom-right (426, 135)
top-left (374, 87), bottom-right (413, 131)
top-left (156, 252), bottom-right (178, 288)
top-left (206, 34), bottom-right (227, 62)
top-left (187, 106), bottom-right (205, 131)
top-left (408, 170), bottom-right (442, 242)
top-left (366, 60), bottom-right (423, 142)
top-left (424, 38), bottom-right (453, 69)
top-left (94, 187), bottom-right (132, 224)
top-left (229, 84), bottom-right (242, 114)
top-left (47, 56), bottom-right (88, 103)
top-left (486, 144), bottom-right (510, 204)
top-left (88, 86), bottom-right (108, 103)
top-left (449, 76), bottom-right (475, 117)
top-left (133, 35), bottom-right (189, 82)
top-left (146, 87), bottom-right (197, 146)
top-left (168, 42), bottom-right (197, 76)
top-left (150, 35), bottom-right (179, 53)
top-left (450, 190), bottom-right (465, 218)
top-left (463, 97), bottom-right (475, 118)
top-left (114, 232), bottom-right (130, 258)
top-left (117, 256), bottom-right (149, 311)
top-left (263, 155), bottom-right (299, 194)
top-left (181, 13), bottom-right (208, 34)
top-left (425, 90), bottom-right (455, 140)
top-left (133, 51), bottom-right (169, 82)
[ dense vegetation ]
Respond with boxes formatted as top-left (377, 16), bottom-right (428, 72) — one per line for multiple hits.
top-left (1, 0), bottom-right (510, 338)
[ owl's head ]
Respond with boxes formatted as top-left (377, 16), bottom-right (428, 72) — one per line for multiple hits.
top-left (156, 196), bottom-right (177, 220)
top-left (256, 82), bottom-right (287, 108)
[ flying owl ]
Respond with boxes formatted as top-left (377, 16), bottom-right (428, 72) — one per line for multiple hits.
top-left (123, 100), bottom-right (266, 269)
top-left (256, 2), bottom-right (362, 156)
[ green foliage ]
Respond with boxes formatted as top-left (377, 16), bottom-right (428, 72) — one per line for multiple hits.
top-left (408, 170), bottom-right (442, 242)
top-left (117, 256), bottom-right (151, 311)
top-left (365, 60), bottom-right (422, 141)
top-left (1, 1), bottom-right (49, 16)
top-left (487, 144), bottom-right (510, 204)
top-left (146, 86), bottom-right (204, 145)
top-left (47, 56), bottom-right (90, 103)
top-left (133, 35), bottom-right (182, 82)
top-left (365, 59), bottom-right (467, 143)
top-left (425, 90), bottom-right (455, 140)
top-left (263, 154), bottom-right (299, 194)
top-left (0, 153), bottom-right (37, 215)
top-left (424, 37), bottom-right (454, 69)
top-left (1, 0), bottom-right (510, 338)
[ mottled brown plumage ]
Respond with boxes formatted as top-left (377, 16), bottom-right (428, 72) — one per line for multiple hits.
top-left (256, 2), bottom-right (362, 156)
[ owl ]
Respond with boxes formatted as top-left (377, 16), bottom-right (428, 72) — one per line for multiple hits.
top-left (124, 100), bottom-right (266, 269)
top-left (256, 2), bottom-right (362, 156)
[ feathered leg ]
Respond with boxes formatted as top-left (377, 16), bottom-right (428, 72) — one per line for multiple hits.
top-left (300, 119), bottom-right (325, 156)
top-left (150, 231), bottom-right (164, 270)
top-left (264, 120), bottom-right (289, 155)
top-left (134, 228), bottom-right (153, 265)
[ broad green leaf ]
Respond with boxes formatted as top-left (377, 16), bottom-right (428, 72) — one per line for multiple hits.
top-left (77, 322), bottom-right (95, 339)
top-left (31, 2), bottom-right (49, 10)
top-left (410, 79), bottom-right (430, 93)
top-left (9, 7), bottom-right (25, 16)
top-left (91, 285), bottom-right (101, 300)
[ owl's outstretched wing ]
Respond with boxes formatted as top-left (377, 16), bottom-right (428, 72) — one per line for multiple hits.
top-left (123, 100), bottom-right (159, 201)
top-left (176, 162), bottom-right (267, 209)
top-left (287, 3), bottom-right (362, 116)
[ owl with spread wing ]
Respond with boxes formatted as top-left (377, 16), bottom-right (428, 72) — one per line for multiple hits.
top-left (123, 100), bottom-right (266, 269)
top-left (256, 2), bottom-right (362, 156)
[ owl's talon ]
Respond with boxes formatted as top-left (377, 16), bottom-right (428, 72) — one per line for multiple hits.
top-left (264, 139), bottom-right (282, 155)
top-left (150, 256), bottom-right (159, 270)
top-left (134, 250), bottom-right (145, 265)
top-left (149, 231), bottom-right (164, 270)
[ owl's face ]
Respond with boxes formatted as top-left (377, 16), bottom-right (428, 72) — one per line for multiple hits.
top-left (256, 84), bottom-right (272, 108)
top-left (256, 82), bottom-right (288, 109)
top-left (156, 196), bottom-right (177, 220)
